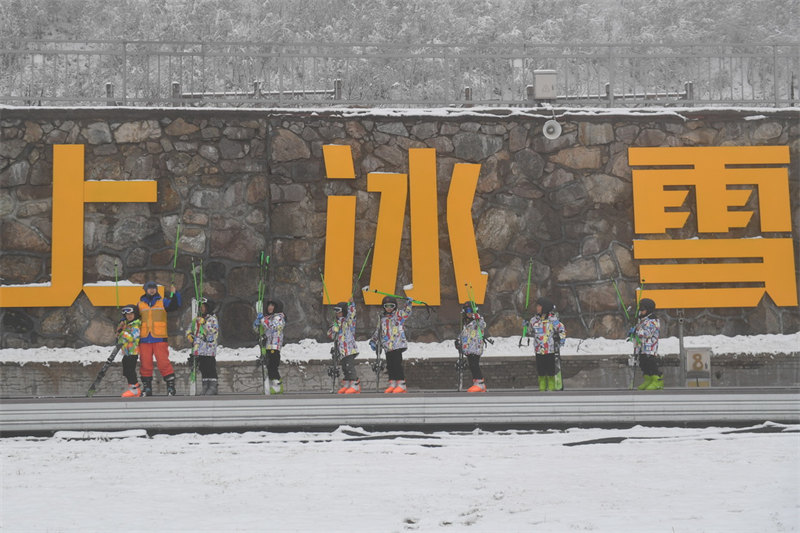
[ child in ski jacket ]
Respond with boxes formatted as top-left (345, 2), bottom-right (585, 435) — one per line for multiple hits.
top-left (118, 304), bottom-right (142, 397)
top-left (328, 299), bottom-right (360, 393)
top-left (186, 297), bottom-right (220, 395)
top-left (632, 298), bottom-right (663, 390)
top-left (252, 298), bottom-right (286, 394)
top-left (457, 303), bottom-right (488, 392)
top-left (370, 296), bottom-right (413, 393)
top-left (527, 297), bottom-right (566, 391)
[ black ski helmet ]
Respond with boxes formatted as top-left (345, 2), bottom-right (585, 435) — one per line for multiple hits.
top-left (536, 297), bottom-right (555, 315)
top-left (381, 296), bottom-right (397, 313)
top-left (265, 299), bottom-right (284, 314)
top-left (121, 304), bottom-right (140, 321)
top-left (143, 281), bottom-right (158, 292)
top-left (334, 302), bottom-right (348, 317)
top-left (639, 298), bottom-right (656, 315)
top-left (199, 297), bottom-right (215, 315)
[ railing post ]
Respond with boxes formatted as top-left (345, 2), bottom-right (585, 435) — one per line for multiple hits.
top-left (105, 83), bottom-right (114, 106)
top-left (526, 84), bottom-right (535, 104)
top-left (172, 82), bottom-right (181, 107)
top-left (253, 80), bottom-right (261, 99)
top-left (334, 79), bottom-right (342, 100)
top-left (606, 46), bottom-right (615, 108)
top-left (684, 81), bottom-right (694, 107)
top-left (464, 86), bottom-right (472, 107)
top-left (773, 45), bottom-right (779, 105)
top-left (121, 41), bottom-right (127, 105)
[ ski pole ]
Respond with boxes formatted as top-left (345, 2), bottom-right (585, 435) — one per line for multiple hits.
top-left (351, 243), bottom-right (374, 299)
top-left (369, 288), bottom-right (428, 307)
top-left (114, 260), bottom-right (120, 309)
top-left (170, 222), bottom-right (181, 287)
top-left (319, 268), bottom-right (333, 306)
top-left (611, 278), bottom-right (631, 323)
top-left (519, 257), bottom-right (533, 347)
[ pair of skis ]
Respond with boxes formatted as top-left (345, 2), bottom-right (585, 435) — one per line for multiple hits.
top-left (613, 277), bottom-right (645, 389)
top-left (256, 251), bottom-right (271, 395)
top-left (188, 259), bottom-right (204, 396)
top-left (87, 260), bottom-right (124, 397)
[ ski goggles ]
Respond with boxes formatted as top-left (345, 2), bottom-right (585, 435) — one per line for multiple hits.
top-left (382, 303), bottom-right (397, 310)
top-left (120, 305), bottom-right (136, 315)
top-left (333, 306), bottom-right (344, 313)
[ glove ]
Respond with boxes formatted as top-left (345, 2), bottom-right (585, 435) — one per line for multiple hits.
top-left (331, 325), bottom-right (340, 334)
top-left (187, 354), bottom-right (198, 365)
top-left (369, 339), bottom-right (377, 351)
top-left (256, 313), bottom-right (264, 321)
top-left (186, 333), bottom-right (194, 342)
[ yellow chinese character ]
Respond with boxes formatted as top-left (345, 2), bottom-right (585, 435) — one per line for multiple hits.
top-left (0, 145), bottom-right (158, 308)
top-left (629, 146), bottom-right (796, 308)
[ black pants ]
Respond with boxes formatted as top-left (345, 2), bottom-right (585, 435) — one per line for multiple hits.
top-left (467, 353), bottom-right (483, 380)
top-left (340, 354), bottom-right (359, 381)
top-left (386, 349), bottom-right (405, 381)
top-left (639, 354), bottom-right (662, 376)
top-left (265, 349), bottom-right (281, 380)
top-left (199, 356), bottom-right (218, 380)
top-left (536, 353), bottom-right (556, 377)
top-left (121, 354), bottom-right (138, 385)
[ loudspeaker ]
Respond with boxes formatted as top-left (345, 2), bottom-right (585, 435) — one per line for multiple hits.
top-left (543, 120), bottom-right (562, 140)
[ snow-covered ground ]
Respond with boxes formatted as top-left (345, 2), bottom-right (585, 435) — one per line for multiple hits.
top-left (1, 423), bottom-right (798, 532)
top-left (1, 332), bottom-right (798, 365)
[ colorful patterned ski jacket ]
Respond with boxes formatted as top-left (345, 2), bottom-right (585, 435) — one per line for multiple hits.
top-left (370, 298), bottom-right (413, 352)
top-left (186, 314), bottom-right (219, 357)
top-left (527, 312), bottom-right (566, 355)
top-left (118, 319), bottom-right (141, 357)
top-left (252, 312), bottom-right (286, 350)
top-left (633, 315), bottom-right (660, 356)
top-left (327, 300), bottom-right (358, 357)
top-left (458, 314), bottom-right (487, 356)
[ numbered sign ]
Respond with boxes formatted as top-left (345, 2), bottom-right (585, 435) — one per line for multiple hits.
top-left (686, 347), bottom-right (711, 387)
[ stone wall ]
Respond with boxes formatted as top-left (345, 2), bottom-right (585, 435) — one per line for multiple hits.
top-left (1, 107), bottom-right (798, 350)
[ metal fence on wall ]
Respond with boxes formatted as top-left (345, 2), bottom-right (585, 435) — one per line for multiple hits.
top-left (0, 40), bottom-right (797, 107)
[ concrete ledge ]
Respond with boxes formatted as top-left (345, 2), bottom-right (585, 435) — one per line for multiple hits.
top-left (2, 389), bottom-right (798, 435)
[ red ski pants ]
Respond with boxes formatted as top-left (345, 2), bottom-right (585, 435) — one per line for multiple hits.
top-left (139, 341), bottom-right (174, 379)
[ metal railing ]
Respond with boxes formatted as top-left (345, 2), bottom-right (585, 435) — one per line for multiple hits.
top-left (0, 40), bottom-right (797, 107)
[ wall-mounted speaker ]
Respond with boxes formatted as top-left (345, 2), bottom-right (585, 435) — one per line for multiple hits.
top-left (543, 120), bottom-right (562, 140)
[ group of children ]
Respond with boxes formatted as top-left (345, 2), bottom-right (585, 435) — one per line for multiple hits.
top-left (115, 281), bottom-right (219, 397)
top-left (115, 282), bottom-right (663, 397)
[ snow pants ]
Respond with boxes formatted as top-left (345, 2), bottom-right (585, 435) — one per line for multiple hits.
top-left (264, 349), bottom-right (281, 381)
top-left (198, 356), bottom-right (218, 380)
top-left (340, 353), bottom-right (359, 381)
top-left (639, 353), bottom-right (662, 376)
top-left (467, 353), bottom-right (483, 380)
top-left (121, 353), bottom-right (139, 385)
top-left (139, 341), bottom-right (174, 379)
top-left (535, 353), bottom-right (556, 377)
top-left (385, 349), bottom-right (406, 381)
